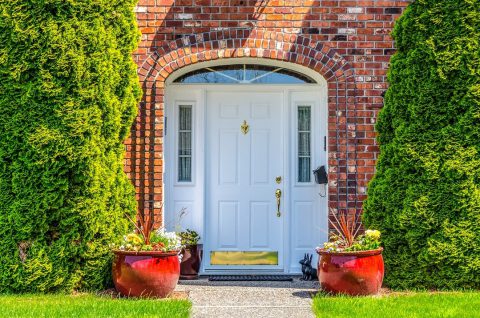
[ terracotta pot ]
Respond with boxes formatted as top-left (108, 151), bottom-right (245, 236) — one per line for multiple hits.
top-left (317, 248), bottom-right (384, 296)
top-left (112, 250), bottom-right (180, 298)
top-left (180, 244), bottom-right (203, 280)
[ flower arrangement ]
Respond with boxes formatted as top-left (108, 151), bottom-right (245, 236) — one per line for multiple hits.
top-left (118, 228), bottom-right (182, 252)
top-left (114, 204), bottom-right (182, 252)
top-left (320, 209), bottom-right (381, 252)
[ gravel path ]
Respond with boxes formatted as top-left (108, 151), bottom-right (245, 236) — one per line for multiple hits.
top-left (176, 277), bottom-right (319, 318)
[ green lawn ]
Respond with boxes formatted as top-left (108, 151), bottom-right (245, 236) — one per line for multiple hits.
top-left (313, 292), bottom-right (480, 318)
top-left (0, 294), bottom-right (191, 318)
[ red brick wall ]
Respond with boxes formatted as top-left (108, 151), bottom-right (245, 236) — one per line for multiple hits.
top-left (126, 0), bottom-right (411, 224)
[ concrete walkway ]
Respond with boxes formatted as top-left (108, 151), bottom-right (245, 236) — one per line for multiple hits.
top-left (176, 277), bottom-right (319, 318)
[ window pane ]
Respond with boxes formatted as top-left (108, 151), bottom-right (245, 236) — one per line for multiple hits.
top-left (179, 132), bottom-right (191, 156)
top-left (178, 105), bottom-right (192, 182)
top-left (249, 67), bottom-right (313, 84)
top-left (299, 158), bottom-right (311, 183)
top-left (298, 106), bottom-right (311, 183)
top-left (298, 107), bottom-right (311, 131)
top-left (174, 64), bottom-right (316, 84)
top-left (174, 69), bottom-right (237, 84)
top-left (298, 132), bottom-right (310, 156)
top-left (179, 105), bottom-right (192, 130)
top-left (178, 157), bottom-right (192, 182)
top-left (213, 65), bottom-right (244, 81)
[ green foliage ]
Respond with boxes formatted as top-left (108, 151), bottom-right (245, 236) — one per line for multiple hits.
top-left (323, 229), bottom-right (381, 252)
top-left (363, 0), bottom-right (480, 289)
top-left (178, 229), bottom-right (201, 246)
top-left (0, 0), bottom-right (141, 292)
top-left (346, 230), bottom-right (381, 252)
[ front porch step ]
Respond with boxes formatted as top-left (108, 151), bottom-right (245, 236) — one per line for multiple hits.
top-left (176, 277), bottom-right (318, 317)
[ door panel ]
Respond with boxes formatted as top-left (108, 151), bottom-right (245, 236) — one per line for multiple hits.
top-left (250, 130), bottom-right (270, 185)
top-left (250, 202), bottom-right (270, 248)
top-left (218, 130), bottom-right (239, 185)
top-left (206, 91), bottom-right (284, 270)
top-left (292, 201), bottom-right (315, 248)
top-left (218, 201), bottom-right (239, 248)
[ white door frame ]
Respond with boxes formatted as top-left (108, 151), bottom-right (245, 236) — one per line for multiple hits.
top-left (164, 59), bottom-right (328, 274)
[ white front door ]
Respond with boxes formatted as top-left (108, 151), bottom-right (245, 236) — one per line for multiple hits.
top-left (204, 91), bottom-right (284, 270)
top-left (165, 81), bottom-right (329, 274)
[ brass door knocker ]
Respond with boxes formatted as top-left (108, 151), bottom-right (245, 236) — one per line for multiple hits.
top-left (241, 120), bottom-right (249, 135)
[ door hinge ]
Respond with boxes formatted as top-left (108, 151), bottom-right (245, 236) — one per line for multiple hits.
top-left (324, 136), bottom-right (327, 151)
top-left (164, 117), bottom-right (167, 136)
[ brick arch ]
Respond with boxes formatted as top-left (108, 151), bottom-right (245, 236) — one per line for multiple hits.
top-left (129, 29), bottom-right (359, 226)
top-left (139, 29), bottom-right (353, 86)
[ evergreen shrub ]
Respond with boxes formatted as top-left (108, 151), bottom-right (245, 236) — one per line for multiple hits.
top-left (363, 0), bottom-right (480, 289)
top-left (0, 0), bottom-right (141, 292)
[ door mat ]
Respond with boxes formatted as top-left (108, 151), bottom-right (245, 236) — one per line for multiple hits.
top-left (208, 275), bottom-right (294, 282)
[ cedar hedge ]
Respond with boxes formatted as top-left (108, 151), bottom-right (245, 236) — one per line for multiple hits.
top-left (363, 0), bottom-right (480, 289)
top-left (0, 0), bottom-right (141, 292)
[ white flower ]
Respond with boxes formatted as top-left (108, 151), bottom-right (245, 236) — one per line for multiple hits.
top-left (164, 231), bottom-right (182, 250)
top-left (153, 228), bottom-right (182, 251)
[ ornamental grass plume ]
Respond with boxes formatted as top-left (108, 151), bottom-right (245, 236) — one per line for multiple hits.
top-left (321, 209), bottom-right (381, 252)
top-left (117, 205), bottom-right (183, 252)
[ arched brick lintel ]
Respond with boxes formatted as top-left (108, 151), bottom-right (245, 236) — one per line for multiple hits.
top-left (138, 29), bottom-right (355, 86)
top-left (129, 29), bottom-right (360, 226)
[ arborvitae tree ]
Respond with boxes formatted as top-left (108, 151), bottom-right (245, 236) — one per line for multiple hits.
top-left (363, 0), bottom-right (480, 289)
top-left (0, 0), bottom-right (141, 292)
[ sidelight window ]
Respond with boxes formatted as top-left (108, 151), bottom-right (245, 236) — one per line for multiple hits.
top-left (178, 105), bottom-right (192, 182)
top-left (298, 106), bottom-right (312, 183)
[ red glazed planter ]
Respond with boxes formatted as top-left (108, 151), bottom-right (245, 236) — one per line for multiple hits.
top-left (112, 250), bottom-right (180, 298)
top-left (317, 248), bottom-right (384, 296)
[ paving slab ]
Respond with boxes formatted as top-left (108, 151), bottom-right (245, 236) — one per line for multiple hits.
top-left (176, 277), bottom-right (319, 318)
